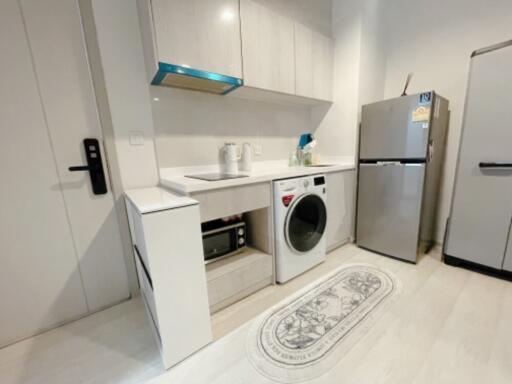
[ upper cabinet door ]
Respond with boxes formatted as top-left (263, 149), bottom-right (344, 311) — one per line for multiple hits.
top-left (295, 23), bottom-right (333, 101)
top-left (151, 0), bottom-right (242, 78)
top-left (312, 31), bottom-right (334, 101)
top-left (240, 0), bottom-right (295, 94)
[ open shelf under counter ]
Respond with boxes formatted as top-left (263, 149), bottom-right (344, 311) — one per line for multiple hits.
top-left (205, 247), bottom-right (273, 314)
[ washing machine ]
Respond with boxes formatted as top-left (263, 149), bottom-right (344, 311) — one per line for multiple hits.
top-left (274, 174), bottom-right (327, 283)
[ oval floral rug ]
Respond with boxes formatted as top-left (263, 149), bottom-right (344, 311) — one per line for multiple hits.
top-left (246, 264), bottom-right (399, 383)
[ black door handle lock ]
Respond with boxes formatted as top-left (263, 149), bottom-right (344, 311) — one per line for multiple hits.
top-left (69, 165), bottom-right (98, 172)
top-left (68, 138), bottom-right (108, 195)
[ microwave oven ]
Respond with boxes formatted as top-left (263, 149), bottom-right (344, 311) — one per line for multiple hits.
top-left (202, 220), bottom-right (246, 264)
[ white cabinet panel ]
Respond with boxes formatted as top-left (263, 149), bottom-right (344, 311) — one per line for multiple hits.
top-left (191, 183), bottom-right (271, 222)
top-left (240, 0), bottom-right (295, 94)
top-left (206, 249), bottom-right (272, 313)
top-left (326, 170), bottom-right (356, 250)
top-left (312, 31), bottom-right (334, 101)
top-left (294, 22), bottom-right (313, 98)
top-left (150, 0), bottom-right (242, 78)
top-left (295, 23), bottom-right (333, 101)
top-left (126, 191), bottom-right (212, 369)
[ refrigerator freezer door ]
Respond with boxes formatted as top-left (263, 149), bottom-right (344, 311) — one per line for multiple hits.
top-left (360, 93), bottom-right (432, 160)
top-left (356, 163), bottom-right (425, 262)
top-left (445, 45), bottom-right (512, 269)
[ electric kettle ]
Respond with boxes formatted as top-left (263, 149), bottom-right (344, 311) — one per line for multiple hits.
top-left (222, 143), bottom-right (240, 175)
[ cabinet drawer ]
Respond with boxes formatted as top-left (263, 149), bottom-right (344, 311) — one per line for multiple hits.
top-left (206, 251), bottom-right (272, 309)
top-left (192, 183), bottom-right (271, 222)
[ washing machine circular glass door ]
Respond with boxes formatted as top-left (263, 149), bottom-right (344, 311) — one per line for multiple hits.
top-left (285, 194), bottom-right (327, 253)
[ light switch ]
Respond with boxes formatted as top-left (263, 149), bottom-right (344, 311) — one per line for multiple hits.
top-left (129, 131), bottom-right (145, 146)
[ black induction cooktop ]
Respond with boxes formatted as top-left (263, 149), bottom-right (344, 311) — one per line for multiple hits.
top-left (185, 173), bottom-right (249, 182)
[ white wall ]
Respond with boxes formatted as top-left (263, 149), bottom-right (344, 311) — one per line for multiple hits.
top-left (87, 0), bottom-right (159, 190)
top-left (381, 0), bottom-right (512, 241)
top-left (152, 87), bottom-right (312, 168)
top-left (314, 0), bottom-right (387, 159)
top-left (326, 0), bottom-right (512, 242)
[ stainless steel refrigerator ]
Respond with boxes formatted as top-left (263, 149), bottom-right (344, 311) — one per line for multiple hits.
top-left (356, 92), bottom-right (449, 262)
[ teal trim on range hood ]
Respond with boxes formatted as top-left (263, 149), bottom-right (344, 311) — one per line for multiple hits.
top-left (151, 62), bottom-right (243, 95)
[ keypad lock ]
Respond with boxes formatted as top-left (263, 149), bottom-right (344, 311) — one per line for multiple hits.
top-left (68, 138), bottom-right (108, 195)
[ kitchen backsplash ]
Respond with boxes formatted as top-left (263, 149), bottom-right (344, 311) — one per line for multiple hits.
top-left (150, 87), bottom-right (315, 168)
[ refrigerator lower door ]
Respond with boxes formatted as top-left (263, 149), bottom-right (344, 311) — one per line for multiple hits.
top-left (357, 163), bottom-right (425, 262)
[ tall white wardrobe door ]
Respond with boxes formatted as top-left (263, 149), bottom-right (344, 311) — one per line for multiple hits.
top-left (445, 46), bottom-right (512, 268)
top-left (0, 0), bottom-right (88, 347)
top-left (20, 0), bottom-right (130, 310)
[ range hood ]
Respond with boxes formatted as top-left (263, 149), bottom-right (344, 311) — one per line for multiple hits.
top-left (151, 62), bottom-right (243, 95)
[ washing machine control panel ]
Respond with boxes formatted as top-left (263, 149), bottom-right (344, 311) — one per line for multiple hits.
top-left (314, 176), bottom-right (325, 186)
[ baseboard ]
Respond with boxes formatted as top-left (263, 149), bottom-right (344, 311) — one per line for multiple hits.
top-left (444, 254), bottom-right (512, 281)
top-left (327, 237), bottom-right (353, 253)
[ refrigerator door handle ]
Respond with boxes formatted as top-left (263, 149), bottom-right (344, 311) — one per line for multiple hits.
top-left (359, 161), bottom-right (426, 167)
top-left (359, 162), bottom-right (401, 167)
top-left (428, 141), bottom-right (434, 162)
top-left (377, 161), bottom-right (402, 166)
top-left (479, 162), bottom-right (512, 169)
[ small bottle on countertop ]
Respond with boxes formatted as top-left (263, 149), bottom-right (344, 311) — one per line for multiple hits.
top-left (289, 149), bottom-right (299, 167)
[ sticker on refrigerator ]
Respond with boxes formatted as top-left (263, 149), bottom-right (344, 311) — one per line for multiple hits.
top-left (419, 92), bottom-right (432, 104)
top-left (412, 106), bottom-right (430, 122)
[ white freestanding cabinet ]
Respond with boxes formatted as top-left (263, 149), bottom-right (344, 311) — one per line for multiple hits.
top-left (137, 0), bottom-right (242, 80)
top-left (445, 41), bottom-right (512, 272)
top-left (125, 188), bottom-right (212, 369)
top-left (295, 23), bottom-right (334, 101)
top-left (326, 170), bottom-right (356, 251)
top-left (239, 0), bottom-right (295, 94)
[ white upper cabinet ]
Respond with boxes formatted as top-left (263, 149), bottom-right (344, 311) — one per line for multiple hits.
top-left (137, 0), bottom-right (333, 102)
top-left (239, 0), bottom-right (295, 95)
top-left (295, 23), bottom-right (334, 101)
top-left (138, 0), bottom-right (242, 78)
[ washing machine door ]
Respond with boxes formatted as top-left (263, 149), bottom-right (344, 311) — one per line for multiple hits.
top-left (285, 194), bottom-right (327, 253)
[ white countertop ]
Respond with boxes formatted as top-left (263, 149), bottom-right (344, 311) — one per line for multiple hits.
top-left (125, 187), bottom-right (198, 214)
top-left (159, 157), bottom-right (356, 194)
